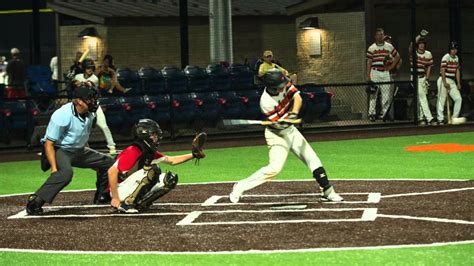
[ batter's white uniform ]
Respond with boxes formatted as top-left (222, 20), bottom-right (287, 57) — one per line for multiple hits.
top-left (74, 73), bottom-right (116, 150)
top-left (232, 84), bottom-right (323, 195)
top-left (367, 42), bottom-right (399, 117)
top-left (410, 50), bottom-right (434, 122)
top-left (437, 53), bottom-right (462, 121)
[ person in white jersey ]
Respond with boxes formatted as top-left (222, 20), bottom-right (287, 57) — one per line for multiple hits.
top-left (409, 31), bottom-right (435, 125)
top-left (366, 28), bottom-right (400, 122)
top-left (437, 42), bottom-right (462, 125)
top-left (229, 68), bottom-right (343, 203)
top-left (74, 59), bottom-right (117, 154)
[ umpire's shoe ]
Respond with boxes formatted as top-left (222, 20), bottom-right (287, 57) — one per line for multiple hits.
top-left (93, 193), bottom-right (111, 204)
top-left (26, 194), bottom-right (45, 215)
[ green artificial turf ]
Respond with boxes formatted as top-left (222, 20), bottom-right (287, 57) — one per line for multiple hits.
top-left (1, 131), bottom-right (473, 265)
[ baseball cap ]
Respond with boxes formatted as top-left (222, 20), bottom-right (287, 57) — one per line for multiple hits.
top-left (263, 50), bottom-right (273, 57)
top-left (10, 48), bottom-right (20, 55)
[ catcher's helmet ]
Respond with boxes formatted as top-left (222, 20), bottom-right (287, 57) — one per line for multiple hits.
top-left (82, 59), bottom-right (95, 71)
top-left (75, 86), bottom-right (100, 112)
top-left (262, 68), bottom-right (289, 95)
top-left (449, 41), bottom-right (458, 50)
top-left (135, 119), bottom-right (163, 152)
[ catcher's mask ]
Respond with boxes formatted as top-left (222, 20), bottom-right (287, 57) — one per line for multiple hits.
top-left (135, 119), bottom-right (163, 152)
top-left (75, 86), bottom-right (100, 113)
top-left (262, 68), bottom-right (289, 95)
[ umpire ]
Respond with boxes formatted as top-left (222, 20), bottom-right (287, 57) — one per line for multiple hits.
top-left (26, 86), bottom-right (114, 215)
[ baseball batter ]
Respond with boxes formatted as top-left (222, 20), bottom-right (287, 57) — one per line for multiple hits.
top-left (409, 33), bottom-right (435, 125)
top-left (108, 119), bottom-right (206, 213)
top-left (229, 69), bottom-right (343, 203)
top-left (366, 28), bottom-right (400, 121)
top-left (437, 42), bottom-right (462, 124)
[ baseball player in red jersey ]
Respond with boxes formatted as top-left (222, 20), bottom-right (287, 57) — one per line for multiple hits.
top-left (229, 68), bottom-right (343, 203)
top-left (436, 42), bottom-right (463, 124)
top-left (108, 119), bottom-right (205, 213)
top-left (366, 28), bottom-right (400, 121)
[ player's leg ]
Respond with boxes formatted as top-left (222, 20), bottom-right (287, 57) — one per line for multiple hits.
top-left (449, 81), bottom-right (462, 118)
top-left (288, 127), bottom-right (343, 202)
top-left (27, 149), bottom-right (75, 214)
top-left (418, 77), bottom-right (433, 123)
top-left (368, 72), bottom-right (379, 120)
top-left (380, 73), bottom-right (392, 119)
top-left (134, 171), bottom-right (179, 210)
top-left (95, 106), bottom-right (116, 153)
top-left (230, 128), bottom-right (290, 203)
top-left (436, 77), bottom-right (447, 123)
top-left (122, 164), bottom-right (161, 207)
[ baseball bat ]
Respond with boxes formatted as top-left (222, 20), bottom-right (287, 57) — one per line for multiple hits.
top-left (222, 118), bottom-right (302, 126)
top-left (446, 88), bottom-right (452, 125)
top-left (78, 49), bottom-right (90, 63)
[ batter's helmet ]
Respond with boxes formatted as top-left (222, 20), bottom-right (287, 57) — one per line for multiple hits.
top-left (75, 86), bottom-right (100, 112)
top-left (135, 119), bottom-right (163, 152)
top-left (262, 68), bottom-right (289, 95)
top-left (82, 59), bottom-right (95, 71)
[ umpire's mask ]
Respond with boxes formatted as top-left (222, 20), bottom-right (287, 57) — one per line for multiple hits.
top-left (75, 86), bottom-right (100, 113)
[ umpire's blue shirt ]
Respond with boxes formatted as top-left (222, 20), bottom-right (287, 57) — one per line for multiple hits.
top-left (41, 102), bottom-right (96, 151)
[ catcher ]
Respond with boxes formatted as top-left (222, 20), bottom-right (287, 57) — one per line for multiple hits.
top-left (108, 119), bottom-right (206, 213)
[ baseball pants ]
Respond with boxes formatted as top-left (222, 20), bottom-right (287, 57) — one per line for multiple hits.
top-left (417, 76), bottom-right (434, 122)
top-left (115, 169), bottom-right (167, 202)
top-left (436, 77), bottom-right (462, 121)
top-left (369, 70), bottom-right (393, 117)
top-left (36, 147), bottom-right (114, 203)
top-left (232, 126), bottom-right (323, 194)
top-left (96, 106), bottom-right (116, 150)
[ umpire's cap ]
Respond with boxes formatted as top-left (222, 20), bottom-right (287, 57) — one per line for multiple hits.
top-left (262, 68), bottom-right (289, 90)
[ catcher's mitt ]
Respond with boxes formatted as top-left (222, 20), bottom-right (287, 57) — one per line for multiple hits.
top-left (192, 132), bottom-right (207, 164)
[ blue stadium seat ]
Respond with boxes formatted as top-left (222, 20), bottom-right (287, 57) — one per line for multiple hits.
top-left (238, 89), bottom-right (263, 120)
top-left (138, 66), bottom-right (166, 94)
top-left (206, 64), bottom-right (231, 91)
top-left (193, 92), bottom-right (220, 126)
top-left (162, 66), bottom-right (187, 93)
top-left (298, 83), bottom-right (332, 121)
top-left (170, 93), bottom-right (195, 124)
top-left (26, 65), bottom-right (57, 95)
top-left (99, 97), bottom-right (126, 129)
top-left (116, 68), bottom-right (141, 95)
top-left (184, 65), bottom-right (210, 92)
top-left (215, 91), bottom-right (243, 119)
top-left (143, 94), bottom-right (171, 126)
top-left (229, 64), bottom-right (254, 91)
top-left (119, 96), bottom-right (148, 126)
top-left (0, 100), bottom-right (39, 143)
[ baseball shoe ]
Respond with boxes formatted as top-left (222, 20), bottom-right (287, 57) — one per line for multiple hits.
top-left (93, 193), bottom-right (111, 204)
top-left (418, 120), bottom-right (427, 126)
top-left (26, 194), bottom-right (44, 215)
top-left (321, 186), bottom-right (344, 202)
top-left (123, 88), bottom-right (132, 93)
top-left (369, 115), bottom-right (376, 122)
top-left (117, 203), bottom-right (139, 213)
top-left (427, 119), bottom-right (437, 126)
top-left (229, 190), bottom-right (242, 204)
top-left (437, 120), bottom-right (446, 125)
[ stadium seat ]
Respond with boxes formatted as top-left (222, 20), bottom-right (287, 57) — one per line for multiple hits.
top-left (26, 66), bottom-right (57, 95)
top-left (206, 64), bottom-right (231, 91)
top-left (215, 91), bottom-right (243, 119)
top-left (119, 96), bottom-right (148, 126)
top-left (116, 68), bottom-right (141, 95)
top-left (170, 93), bottom-right (195, 124)
top-left (143, 94), bottom-right (171, 126)
top-left (298, 83), bottom-right (332, 121)
top-left (99, 97), bottom-right (126, 129)
top-left (184, 65), bottom-right (210, 92)
top-left (161, 66), bottom-right (187, 93)
top-left (138, 66), bottom-right (166, 94)
top-left (192, 92), bottom-right (220, 126)
top-left (0, 100), bottom-right (39, 143)
top-left (229, 63), bottom-right (254, 91)
top-left (238, 90), bottom-right (263, 120)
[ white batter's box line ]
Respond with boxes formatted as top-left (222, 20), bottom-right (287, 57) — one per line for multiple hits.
top-left (8, 210), bottom-right (189, 220)
top-left (381, 187), bottom-right (474, 199)
top-left (201, 192), bottom-right (381, 206)
top-left (377, 213), bottom-right (474, 225)
top-left (176, 208), bottom-right (378, 226)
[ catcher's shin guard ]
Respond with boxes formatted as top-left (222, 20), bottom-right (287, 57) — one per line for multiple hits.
top-left (135, 171), bottom-right (178, 210)
top-left (123, 164), bottom-right (161, 206)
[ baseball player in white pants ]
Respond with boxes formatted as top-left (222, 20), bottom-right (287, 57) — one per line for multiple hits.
top-left (366, 28), bottom-right (400, 121)
top-left (437, 42), bottom-right (462, 124)
top-left (229, 69), bottom-right (343, 203)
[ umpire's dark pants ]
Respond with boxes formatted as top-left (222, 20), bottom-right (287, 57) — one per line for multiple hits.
top-left (36, 147), bottom-right (114, 203)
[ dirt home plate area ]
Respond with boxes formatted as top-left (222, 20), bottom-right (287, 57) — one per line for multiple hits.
top-left (0, 180), bottom-right (473, 252)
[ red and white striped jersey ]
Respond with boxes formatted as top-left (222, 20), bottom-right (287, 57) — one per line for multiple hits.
top-left (440, 53), bottom-right (460, 79)
top-left (260, 83), bottom-right (300, 124)
top-left (410, 50), bottom-right (433, 76)
top-left (367, 42), bottom-right (399, 71)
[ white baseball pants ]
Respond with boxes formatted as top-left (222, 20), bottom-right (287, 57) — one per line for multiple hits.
top-left (232, 126), bottom-right (323, 194)
top-left (417, 76), bottom-right (433, 121)
top-left (436, 77), bottom-right (462, 121)
top-left (114, 169), bottom-right (166, 202)
top-left (369, 69), bottom-right (393, 117)
top-left (96, 106), bottom-right (116, 150)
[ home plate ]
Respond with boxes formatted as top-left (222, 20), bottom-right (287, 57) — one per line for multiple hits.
top-left (270, 204), bottom-right (307, 210)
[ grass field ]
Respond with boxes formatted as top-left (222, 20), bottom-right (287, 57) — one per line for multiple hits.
top-left (1, 132), bottom-right (473, 265)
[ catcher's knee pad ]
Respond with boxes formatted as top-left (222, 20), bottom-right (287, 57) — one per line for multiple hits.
top-left (123, 164), bottom-right (162, 205)
top-left (135, 171), bottom-right (178, 210)
top-left (313, 167), bottom-right (329, 189)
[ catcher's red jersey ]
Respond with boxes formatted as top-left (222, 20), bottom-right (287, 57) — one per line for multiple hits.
top-left (114, 146), bottom-right (165, 173)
